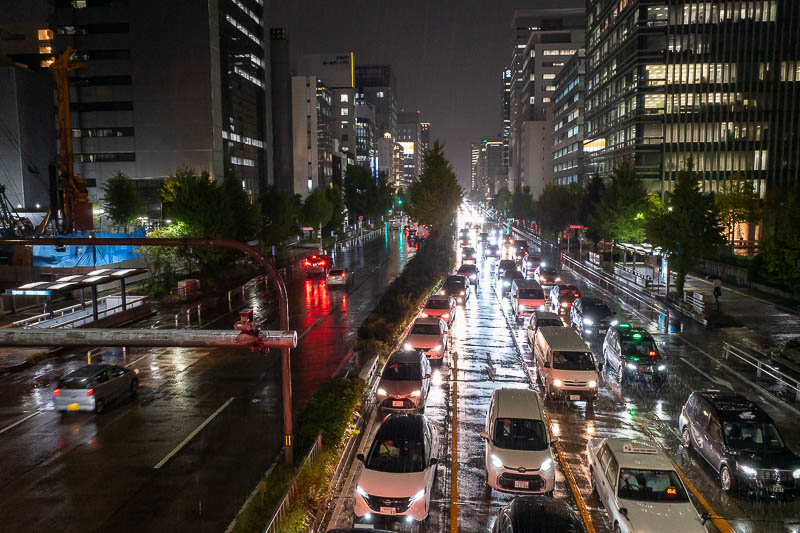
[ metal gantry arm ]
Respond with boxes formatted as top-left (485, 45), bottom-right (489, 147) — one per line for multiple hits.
top-left (0, 237), bottom-right (297, 466)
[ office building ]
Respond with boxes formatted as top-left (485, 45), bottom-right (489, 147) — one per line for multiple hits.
top-left (291, 76), bottom-right (333, 197)
top-left (508, 8), bottom-right (585, 195)
top-left (549, 49), bottom-right (586, 187)
top-left (378, 133), bottom-right (403, 189)
top-left (298, 53), bottom-right (356, 158)
top-left (355, 99), bottom-right (377, 172)
top-left (584, 0), bottom-right (800, 194)
top-left (420, 122), bottom-right (431, 155)
top-left (355, 65), bottom-right (398, 138)
top-left (397, 109), bottom-right (422, 187)
top-left (270, 28), bottom-right (294, 194)
top-left (477, 140), bottom-right (506, 196)
top-left (501, 68), bottom-right (512, 170)
top-left (470, 142), bottom-right (480, 192)
top-left (45, 0), bottom-right (273, 209)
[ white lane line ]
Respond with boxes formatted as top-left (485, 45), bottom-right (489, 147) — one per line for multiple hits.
top-left (0, 411), bottom-right (41, 435)
top-left (124, 354), bottom-right (149, 368)
top-left (153, 397), bottom-right (234, 469)
top-left (679, 357), bottom-right (734, 390)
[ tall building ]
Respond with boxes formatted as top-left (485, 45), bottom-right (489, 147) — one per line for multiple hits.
top-left (477, 140), bottom-right (506, 196)
top-left (470, 142), bottom-right (480, 192)
top-left (397, 109), bottom-right (422, 188)
top-left (291, 76), bottom-right (333, 197)
top-left (355, 65), bottom-right (398, 137)
top-left (508, 8), bottom-right (585, 196)
top-left (297, 53), bottom-right (356, 159)
top-left (355, 99), bottom-right (377, 172)
top-left (501, 68), bottom-right (512, 170)
top-left (584, 0), bottom-right (800, 194)
top-left (47, 0), bottom-right (273, 209)
top-left (420, 122), bottom-right (431, 154)
top-left (378, 132), bottom-right (403, 189)
top-left (270, 28), bottom-right (294, 194)
top-left (549, 49), bottom-right (586, 187)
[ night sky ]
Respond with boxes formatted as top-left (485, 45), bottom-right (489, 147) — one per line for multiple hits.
top-left (268, 0), bottom-right (583, 189)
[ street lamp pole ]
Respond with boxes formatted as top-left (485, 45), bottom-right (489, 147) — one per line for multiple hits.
top-left (0, 236), bottom-right (296, 466)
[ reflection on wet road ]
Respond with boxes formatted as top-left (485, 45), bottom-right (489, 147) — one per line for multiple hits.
top-left (0, 229), bottom-right (413, 533)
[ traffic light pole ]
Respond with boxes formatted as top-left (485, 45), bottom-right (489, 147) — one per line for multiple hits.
top-left (0, 237), bottom-right (296, 467)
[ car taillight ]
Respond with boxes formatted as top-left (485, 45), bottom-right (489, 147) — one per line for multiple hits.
top-left (53, 389), bottom-right (61, 397)
top-left (648, 351), bottom-right (656, 357)
top-left (302, 260), bottom-right (310, 267)
top-left (341, 272), bottom-right (346, 277)
top-left (319, 260), bottom-right (326, 266)
top-left (87, 388), bottom-right (94, 397)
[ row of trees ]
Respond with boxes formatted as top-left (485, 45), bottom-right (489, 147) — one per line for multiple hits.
top-left (494, 158), bottom-right (769, 294)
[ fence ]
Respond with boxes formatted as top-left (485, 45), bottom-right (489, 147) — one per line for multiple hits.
top-left (263, 433), bottom-right (323, 533)
top-left (723, 342), bottom-right (800, 405)
top-left (12, 295), bottom-right (149, 329)
top-left (332, 226), bottom-right (385, 253)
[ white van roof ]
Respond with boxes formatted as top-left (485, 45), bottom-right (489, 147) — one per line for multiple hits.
top-left (536, 326), bottom-right (591, 352)
top-left (492, 388), bottom-right (544, 420)
top-left (511, 279), bottom-right (540, 290)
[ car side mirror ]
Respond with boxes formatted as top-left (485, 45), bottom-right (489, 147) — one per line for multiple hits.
top-left (425, 373), bottom-right (431, 379)
top-left (550, 435), bottom-right (559, 444)
top-left (619, 507), bottom-right (629, 519)
top-left (429, 457), bottom-right (438, 466)
top-left (356, 453), bottom-right (365, 463)
top-left (597, 361), bottom-right (604, 371)
top-left (479, 431), bottom-right (490, 440)
top-left (700, 512), bottom-right (711, 524)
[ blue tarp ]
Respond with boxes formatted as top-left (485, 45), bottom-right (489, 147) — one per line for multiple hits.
top-left (33, 228), bottom-right (146, 267)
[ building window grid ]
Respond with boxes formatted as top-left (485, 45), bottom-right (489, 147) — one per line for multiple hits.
top-left (225, 14), bottom-right (262, 47)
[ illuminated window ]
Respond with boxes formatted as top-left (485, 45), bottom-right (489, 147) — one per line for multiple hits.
top-left (340, 108), bottom-right (349, 116)
top-left (542, 97), bottom-right (552, 103)
top-left (39, 45), bottom-right (52, 54)
top-left (341, 93), bottom-right (349, 103)
top-left (545, 85), bottom-right (557, 91)
top-left (543, 73), bottom-right (556, 80)
top-left (37, 29), bottom-right (53, 40)
top-left (377, 91), bottom-right (384, 98)
top-left (72, 0), bottom-right (87, 7)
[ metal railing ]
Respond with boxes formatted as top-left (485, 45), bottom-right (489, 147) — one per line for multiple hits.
top-left (263, 433), bottom-right (323, 533)
top-left (723, 342), bottom-right (800, 404)
top-left (13, 295), bottom-right (148, 329)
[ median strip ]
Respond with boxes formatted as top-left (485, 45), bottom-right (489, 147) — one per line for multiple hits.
top-left (450, 351), bottom-right (459, 533)
top-left (154, 396), bottom-right (234, 469)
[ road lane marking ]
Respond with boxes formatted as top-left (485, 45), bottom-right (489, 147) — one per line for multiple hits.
top-left (0, 411), bottom-right (40, 435)
top-left (607, 386), bottom-right (733, 533)
top-left (679, 357), bottom-right (734, 390)
top-left (450, 351), bottom-right (459, 533)
top-left (124, 354), bottom-right (149, 368)
top-left (153, 397), bottom-right (234, 469)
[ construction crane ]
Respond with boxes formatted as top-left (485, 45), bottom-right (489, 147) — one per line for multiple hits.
top-left (49, 46), bottom-right (92, 234)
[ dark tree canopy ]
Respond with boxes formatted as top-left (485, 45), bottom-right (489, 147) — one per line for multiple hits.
top-left (101, 171), bottom-right (144, 229)
top-left (406, 141), bottom-right (462, 235)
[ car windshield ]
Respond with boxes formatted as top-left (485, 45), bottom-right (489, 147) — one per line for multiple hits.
top-left (617, 469), bottom-right (690, 502)
top-left (329, 269), bottom-right (344, 275)
top-left (445, 281), bottom-right (466, 292)
top-left (585, 304), bottom-right (613, 318)
top-left (382, 362), bottom-right (421, 381)
top-left (58, 376), bottom-right (91, 389)
top-left (539, 319), bottom-right (563, 328)
top-left (540, 267), bottom-right (558, 276)
top-left (492, 417), bottom-right (548, 451)
top-left (426, 299), bottom-right (450, 309)
top-left (366, 433), bottom-right (426, 473)
top-left (519, 288), bottom-right (544, 299)
top-left (458, 266), bottom-right (477, 274)
top-left (411, 323), bottom-right (441, 335)
top-left (722, 420), bottom-right (785, 450)
top-left (552, 351), bottom-right (596, 371)
top-left (621, 339), bottom-right (658, 358)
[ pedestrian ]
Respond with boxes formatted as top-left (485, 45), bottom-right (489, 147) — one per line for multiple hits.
top-left (713, 278), bottom-right (722, 305)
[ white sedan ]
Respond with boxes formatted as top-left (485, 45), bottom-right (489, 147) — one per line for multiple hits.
top-left (404, 317), bottom-right (448, 362)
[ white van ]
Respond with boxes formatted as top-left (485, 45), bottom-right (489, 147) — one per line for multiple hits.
top-left (510, 279), bottom-right (547, 321)
top-left (534, 326), bottom-right (599, 403)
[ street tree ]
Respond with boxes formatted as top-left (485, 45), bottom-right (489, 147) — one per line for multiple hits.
top-left (324, 185), bottom-right (346, 235)
top-left (644, 159), bottom-right (725, 295)
top-left (590, 158), bottom-right (648, 245)
top-left (535, 183), bottom-right (579, 239)
top-left (492, 188), bottom-right (511, 216)
top-left (344, 165), bottom-right (392, 222)
top-left (406, 141), bottom-right (463, 236)
top-left (578, 173), bottom-right (605, 245)
top-left (715, 173), bottom-right (760, 244)
top-left (510, 184), bottom-right (535, 221)
top-left (301, 187), bottom-right (333, 231)
top-left (101, 171), bottom-right (144, 231)
top-left (761, 186), bottom-right (800, 295)
top-left (260, 185), bottom-right (300, 247)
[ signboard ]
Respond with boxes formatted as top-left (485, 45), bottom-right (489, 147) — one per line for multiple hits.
top-left (9, 289), bottom-right (51, 296)
top-left (358, 216), bottom-right (364, 221)
top-left (660, 256), bottom-right (669, 285)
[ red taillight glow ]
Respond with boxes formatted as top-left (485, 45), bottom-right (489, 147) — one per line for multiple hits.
top-left (648, 351), bottom-right (657, 357)
top-left (53, 389), bottom-right (61, 397)
top-left (341, 272), bottom-right (346, 278)
top-left (319, 260), bottom-right (326, 266)
top-left (87, 388), bottom-right (94, 397)
top-left (302, 260), bottom-right (310, 267)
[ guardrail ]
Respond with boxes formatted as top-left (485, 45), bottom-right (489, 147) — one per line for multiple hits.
top-left (263, 433), bottom-right (323, 533)
top-left (13, 295), bottom-right (149, 329)
top-left (684, 290), bottom-right (713, 318)
top-left (723, 342), bottom-right (800, 404)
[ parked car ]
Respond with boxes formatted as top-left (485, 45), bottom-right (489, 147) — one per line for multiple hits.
top-left (441, 274), bottom-right (471, 304)
top-left (534, 265), bottom-right (561, 286)
top-left (481, 388), bottom-right (556, 495)
top-left (532, 326), bottom-right (599, 403)
top-left (498, 269), bottom-right (525, 297)
top-left (570, 298), bottom-right (616, 338)
top-left (405, 317), bottom-right (449, 362)
top-left (548, 284), bottom-right (581, 315)
top-left (492, 496), bottom-right (586, 533)
top-left (679, 391), bottom-right (800, 497)
top-left (521, 253), bottom-right (543, 277)
top-left (421, 295), bottom-right (456, 324)
top-left (510, 279), bottom-right (547, 321)
top-left (496, 259), bottom-right (517, 278)
top-left (376, 350), bottom-right (431, 413)
top-left (457, 264), bottom-right (480, 286)
top-left (526, 311), bottom-right (564, 346)
top-left (462, 246), bottom-right (478, 264)
top-left (602, 324), bottom-right (667, 385)
top-left (302, 253), bottom-right (332, 277)
top-left (54, 364), bottom-right (138, 413)
top-left (354, 414), bottom-right (439, 523)
top-left (326, 267), bottom-right (353, 288)
top-left (587, 438), bottom-right (709, 533)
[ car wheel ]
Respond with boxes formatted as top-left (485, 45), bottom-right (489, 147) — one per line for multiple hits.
top-left (130, 378), bottom-right (139, 396)
top-left (613, 523), bottom-right (622, 533)
top-left (720, 465), bottom-right (734, 492)
top-left (618, 363), bottom-right (626, 383)
top-left (590, 467), bottom-right (598, 494)
top-left (682, 427), bottom-right (693, 451)
top-left (94, 399), bottom-right (105, 413)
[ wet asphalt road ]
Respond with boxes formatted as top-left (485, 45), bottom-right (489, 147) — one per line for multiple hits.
top-left (331, 222), bottom-right (800, 533)
top-left (0, 229), bottom-right (414, 533)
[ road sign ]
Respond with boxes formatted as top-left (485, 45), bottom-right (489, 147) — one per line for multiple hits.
top-left (301, 226), bottom-right (313, 231)
top-left (358, 216), bottom-right (364, 221)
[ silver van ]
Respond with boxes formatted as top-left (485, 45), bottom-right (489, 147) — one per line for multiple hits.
top-left (510, 279), bottom-right (547, 321)
top-left (533, 327), bottom-right (599, 404)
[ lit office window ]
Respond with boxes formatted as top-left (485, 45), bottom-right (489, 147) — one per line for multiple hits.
top-left (341, 108), bottom-right (349, 116)
top-left (341, 94), bottom-right (349, 103)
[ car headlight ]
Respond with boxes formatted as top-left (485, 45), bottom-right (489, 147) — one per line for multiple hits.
top-left (583, 318), bottom-right (594, 325)
top-left (356, 485), bottom-right (368, 498)
top-left (377, 388), bottom-right (387, 396)
top-left (658, 364), bottom-right (666, 371)
top-left (410, 389), bottom-right (421, 397)
top-left (610, 319), bottom-right (619, 326)
top-left (555, 277), bottom-right (561, 282)
top-left (738, 464), bottom-right (757, 477)
top-left (561, 302), bottom-right (569, 308)
top-left (404, 343), bottom-right (413, 350)
top-left (420, 312), bottom-right (428, 317)
top-left (504, 281), bottom-right (510, 287)
top-left (626, 363), bottom-right (638, 370)
top-left (460, 290), bottom-right (465, 295)
top-left (409, 488), bottom-right (426, 504)
top-left (553, 378), bottom-right (563, 387)
top-left (588, 380), bottom-right (597, 388)
top-left (434, 344), bottom-right (442, 351)
top-left (793, 469), bottom-right (800, 480)
top-left (490, 454), bottom-right (504, 469)
top-left (540, 458), bottom-right (553, 472)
